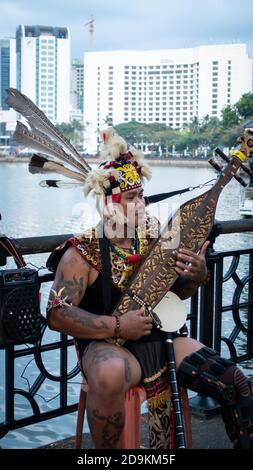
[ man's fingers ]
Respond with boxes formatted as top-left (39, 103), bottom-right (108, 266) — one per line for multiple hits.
top-left (177, 253), bottom-right (197, 266)
top-left (178, 241), bottom-right (210, 259)
top-left (199, 240), bottom-right (210, 257)
top-left (178, 247), bottom-right (198, 257)
top-left (175, 265), bottom-right (197, 279)
top-left (174, 266), bottom-right (191, 276)
top-left (176, 261), bottom-right (191, 270)
top-left (176, 258), bottom-right (202, 272)
top-left (178, 249), bottom-right (200, 262)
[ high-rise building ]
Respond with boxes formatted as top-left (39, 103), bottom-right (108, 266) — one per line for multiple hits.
top-left (0, 38), bottom-right (16, 110)
top-left (70, 59), bottom-right (84, 121)
top-left (83, 44), bottom-right (252, 152)
top-left (16, 25), bottom-right (70, 123)
top-left (0, 38), bottom-right (16, 141)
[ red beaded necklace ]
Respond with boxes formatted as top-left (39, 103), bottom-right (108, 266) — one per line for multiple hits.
top-left (110, 231), bottom-right (143, 264)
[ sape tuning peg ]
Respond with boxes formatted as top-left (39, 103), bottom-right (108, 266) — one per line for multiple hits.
top-left (208, 158), bottom-right (223, 173)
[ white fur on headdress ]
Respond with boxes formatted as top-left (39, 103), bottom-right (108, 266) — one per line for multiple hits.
top-left (83, 168), bottom-right (110, 196)
top-left (100, 128), bottom-right (128, 161)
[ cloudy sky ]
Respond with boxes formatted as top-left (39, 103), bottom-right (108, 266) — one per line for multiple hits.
top-left (1, 0), bottom-right (253, 60)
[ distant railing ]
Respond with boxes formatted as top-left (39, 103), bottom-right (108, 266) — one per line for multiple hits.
top-left (0, 218), bottom-right (253, 438)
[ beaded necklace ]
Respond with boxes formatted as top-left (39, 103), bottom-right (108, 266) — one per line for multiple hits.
top-left (110, 229), bottom-right (143, 264)
top-left (110, 229), bottom-right (145, 288)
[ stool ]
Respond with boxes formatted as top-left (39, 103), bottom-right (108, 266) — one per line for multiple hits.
top-left (75, 378), bottom-right (192, 449)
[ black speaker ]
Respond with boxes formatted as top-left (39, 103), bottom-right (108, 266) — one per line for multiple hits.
top-left (0, 268), bottom-right (42, 348)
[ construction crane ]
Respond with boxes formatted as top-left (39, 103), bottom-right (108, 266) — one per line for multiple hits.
top-left (84, 16), bottom-right (94, 51)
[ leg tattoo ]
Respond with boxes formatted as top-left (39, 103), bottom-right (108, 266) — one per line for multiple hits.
top-left (92, 409), bottom-right (124, 448)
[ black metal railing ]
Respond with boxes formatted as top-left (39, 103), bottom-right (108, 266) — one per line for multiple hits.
top-left (196, 220), bottom-right (253, 364)
top-left (196, 247), bottom-right (253, 361)
top-left (0, 219), bottom-right (253, 439)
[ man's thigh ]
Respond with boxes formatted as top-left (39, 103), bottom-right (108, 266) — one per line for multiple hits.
top-left (82, 340), bottom-right (142, 391)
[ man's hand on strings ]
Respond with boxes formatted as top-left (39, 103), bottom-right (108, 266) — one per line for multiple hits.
top-left (174, 241), bottom-right (210, 284)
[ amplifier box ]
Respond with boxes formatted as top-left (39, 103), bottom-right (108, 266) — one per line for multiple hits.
top-left (0, 268), bottom-right (41, 347)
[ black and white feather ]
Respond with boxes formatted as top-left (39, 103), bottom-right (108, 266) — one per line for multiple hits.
top-left (6, 88), bottom-right (91, 188)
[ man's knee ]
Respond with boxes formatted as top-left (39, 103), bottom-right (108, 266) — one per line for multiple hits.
top-left (88, 358), bottom-right (126, 396)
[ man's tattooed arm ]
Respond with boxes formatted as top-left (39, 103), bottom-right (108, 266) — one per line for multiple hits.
top-left (47, 246), bottom-right (115, 339)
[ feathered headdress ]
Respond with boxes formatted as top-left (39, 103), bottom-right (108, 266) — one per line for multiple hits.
top-left (237, 121), bottom-right (253, 159)
top-left (84, 128), bottom-right (151, 203)
top-left (6, 88), bottom-right (151, 198)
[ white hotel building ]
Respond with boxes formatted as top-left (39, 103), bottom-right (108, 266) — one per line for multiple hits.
top-left (83, 44), bottom-right (252, 153)
top-left (16, 25), bottom-right (70, 123)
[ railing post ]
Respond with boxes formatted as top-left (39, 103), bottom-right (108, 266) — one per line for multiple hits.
top-left (213, 257), bottom-right (224, 355)
top-left (5, 346), bottom-right (15, 428)
top-left (199, 257), bottom-right (216, 347)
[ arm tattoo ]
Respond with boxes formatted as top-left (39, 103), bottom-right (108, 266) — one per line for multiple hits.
top-left (60, 306), bottom-right (110, 330)
top-left (58, 271), bottom-right (84, 302)
top-left (48, 271), bottom-right (84, 305)
top-left (92, 409), bottom-right (124, 448)
top-left (47, 262), bottom-right (110, 331)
